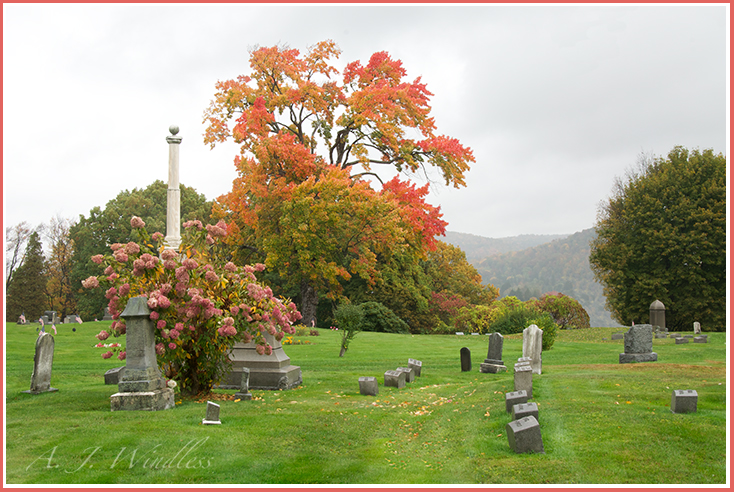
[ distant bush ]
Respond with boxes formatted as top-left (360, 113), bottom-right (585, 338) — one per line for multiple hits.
top-left (334, 303), bottom-right (365, 357)
top-left (359, 302), bottom-right (409, 334)
top-left (527, 313), bottom-right (558, 351)
top-left (530, 292), bottom-right (590, 329)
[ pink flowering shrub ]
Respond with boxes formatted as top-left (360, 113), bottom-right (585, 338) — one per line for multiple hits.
top-left (83, 215), bottom-right (301, 397)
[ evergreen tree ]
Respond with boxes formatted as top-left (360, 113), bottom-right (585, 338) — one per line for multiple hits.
top-left (6, 231), bottom-right (47, 321)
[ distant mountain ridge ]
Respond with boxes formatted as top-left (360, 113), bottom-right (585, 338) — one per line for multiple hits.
top-left (443, 228), bottom-right (621, 328)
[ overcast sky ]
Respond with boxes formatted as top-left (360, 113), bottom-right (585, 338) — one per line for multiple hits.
top-left (3, 3), bottom-right (728, 241)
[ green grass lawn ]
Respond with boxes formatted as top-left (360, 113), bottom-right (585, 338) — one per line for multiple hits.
top-left (4, 322), bottom-right (728, 485)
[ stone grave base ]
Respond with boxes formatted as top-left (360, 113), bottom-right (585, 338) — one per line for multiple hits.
top-left (217, 333), bottom-right (302, 391)
top-left (110, 388), bottom-right (175, 411)
top-left (619, 352), bottom-right (658, 364)
top-left (480, 363), bottom-right (507, 373)
top-left (22, 387), bottom-right (58, 395)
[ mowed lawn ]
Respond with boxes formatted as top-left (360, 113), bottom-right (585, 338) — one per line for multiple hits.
top-left (4, 322), bottom-right (728, 485)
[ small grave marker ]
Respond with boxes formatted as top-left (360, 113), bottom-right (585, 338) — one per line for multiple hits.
top-left (460, 347), bottom-right (471, 372)
top-left (671, 389), bottom-right (698, 413)
top-left (506, 416), bottom-right (544, 454)
top-left (203, 401), bottom-right (222, 424)
top-left (514, 364), bottom-right (533, 398)
top-left (408, 358), bottom-right (422, 377)
top-left (384, 370), bottom-right (406, 388)
top-left (675, 337), bottom-right (688, 345)
top-left (505, 390), bottom-right (528, 413)
top-left (358, 376), bottom-right (379, 396)
top-left (693, 336), bottom-right (708, 344)
top-left (234, 367), bottom-right (253, 401)
top-left (396, 367), bottom-right (415, 383)
top-left (512, 402), bottom-right (539, 421)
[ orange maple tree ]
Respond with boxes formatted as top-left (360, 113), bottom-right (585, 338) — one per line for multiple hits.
top-left (203, 40), bottom-right (475, 326)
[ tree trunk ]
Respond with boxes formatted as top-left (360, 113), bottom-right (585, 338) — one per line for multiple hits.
top-left (300, 279), bottom-right (319, 327)
top-left (339, 346), bottom-right (346, 357)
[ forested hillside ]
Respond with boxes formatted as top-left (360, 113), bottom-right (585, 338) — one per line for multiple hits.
top-left (443, 231), bottom-right (569, 263)
top-left (445, 228), bottom-right (621, 327)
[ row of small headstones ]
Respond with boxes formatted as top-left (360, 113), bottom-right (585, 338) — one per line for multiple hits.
top-left (609, 332), bottom-right (709, 344)
top-left (355, 358), bottom-right (423, 396)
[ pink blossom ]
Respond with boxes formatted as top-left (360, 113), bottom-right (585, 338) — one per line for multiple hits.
top-left (104, 266), bottom-right (114, 275)
top-left (82, 276), bottom-right (99, 289)
top-left (182, 258), bottom-right (198, 270)
top-left (206, 223), bottom-right (227, 238)
top-left (264, 344), bottom-right (273, 356)
top-left (242, 333), bottom-right (253, 344)
top-left (230, 305), bottom-right (240, 315)
top-left (102, 351), bottom-right (113, 359)
top-left (117, 323), bottom-right (127, 334)
top-left (169, 329), bottom-right (180, 339)
top-left (117, 351), bottom-right (126, 361)
top-left (110, 243), bottom-right (124, 251)
top-left (113, 250), bottom-right (129, 263)
top-left (130, 216), bottom-right (145, 228)
top-left (95, 330), bottom-right (110, 341)
top-left (217, 325), bottom-right (237, 337)
top-left (168, 342), bottom-right (177, 350)
top-left (152, 231), bottom-right (164, 241)
top-left (156, 343), bottom-right (165, 356)
top-left (95, 342), bottom-right (104, 348)
top-left (159, 283), bottom-right (172, 295)
top-left (157, 320), bottom-right (167, 330)
top-left (175, 267), bottom-right (190, 282)
top-left (149, 310), bottom-right (160, 321)
top-left (91, 254), bottom-right (104, 264)
top-left (161, 249), bottom-right (178, 261)
top-left (256, 344), bottom-right (265, 355)
top-left (118, 283), bottom-right (131, 296)
top-left (183, 219), bottom-right (203, 230)
top-left (254, 263), bottom-right (266, 272)
top-left (224, 262), bottom-right (237, 273)
top-left (206, 234), bottom-right (215, 245)
top-left (124, 242), bottom-right (140, 255)
top-left (107, 273), bottom-right (119, 282)
top-left (105, 287), bottom-right (117, 300)
top-left (205, 270), bottom-right (219, 282)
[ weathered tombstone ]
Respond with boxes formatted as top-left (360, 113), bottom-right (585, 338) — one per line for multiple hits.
top-left (455, 332), bottom-right (465, 336)
top-left (514, 364), bottom-right (533, 398)
top-left (649, 300), bottom-right (666, 330)
top-left (202, 401), bottom-right (222, 424)
top-left (408, 358), bottom-right (422, 377)
top-left (517, 356), bottom-right (532, 367)
top-left (102, 306), bottom-right (113, 321)
top-left (384, 370), bottom-right (406, 389)
top-left (506, 416), bottom-right (544, 454)
top-left (460, 347), bottom-right (472, 372)
top-left (471, 333), bottom-right (479, 336)
top-left (22, 333), bottom-right (58, 394)
top-left (669, 333), bottom-right (680, 338)
top-left (217, 331), bottom-right (302, 391)
top-left (512, 401), bottom-right (539, 421)
top-left (63, 315), bottom-right (79, 324)
top-left (522, 325), bottom-right (543, 375)
top-left (693, 336), bottom-right (708, 344)
top-left (693, 322), bottom-right (701, 335)
top-left (611, 332), bottom-right (624, 340)
top-left (619, 324), bottom-right (657, 363)
top-left (683, 335), bottom-right (694, 339)
top-left (43, 311), bottom-right (60, 324)
top-left (109, 296), bottom-right (175, 411)
top-left (234, 367), bottom-right (253, 401)
top-left (104, 366), bottom-right (126, 385)
top-left (358, 376), bottom-right (379, 396)
top-left (480, 332), bottom-right (507, 373)
top-left (675, 337), bottom-right (689, 345)
top-left (505, 390), bottom-right (528, 413)
top-left (671, 389), bottom-right (698, 413)
top-left (396, 366), bottom-right (415, 383)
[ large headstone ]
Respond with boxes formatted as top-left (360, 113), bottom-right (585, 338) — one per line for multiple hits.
top-left (649, 300), bottom-right (666, 330)
top-left (693, 322), bottom-right (701, 335)
top-left (218, 331), bottom-right (302, 391)
top-left (480, 332), bottom-right (507, 373)
top-left (619, 324), bottom-right (657, 363)
top-left (460, 347), bottom-right (472, 372)
top-left (522, 324), bottom-right (543, 375)
top-left (22, 333), bottom-right (58, 394)
top-left (110, 296), bottom-right (175, 411)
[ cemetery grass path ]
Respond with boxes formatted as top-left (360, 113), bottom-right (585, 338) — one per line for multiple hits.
top-left (4, 323), bottom-right (727, 485)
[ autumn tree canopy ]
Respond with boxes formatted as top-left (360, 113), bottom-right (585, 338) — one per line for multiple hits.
top-left (204, 41), bottom-right (476, 325)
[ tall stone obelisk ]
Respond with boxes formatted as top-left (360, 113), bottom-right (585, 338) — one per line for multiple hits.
top-left (165, 125), bottom-right (182, 250)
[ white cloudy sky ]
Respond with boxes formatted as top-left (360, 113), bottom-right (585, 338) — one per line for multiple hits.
top-left (3, 3), bottom-right (728, 240)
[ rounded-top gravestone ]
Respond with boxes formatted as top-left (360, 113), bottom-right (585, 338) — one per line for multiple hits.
top-left (650, 299), bottom-right (666, 330)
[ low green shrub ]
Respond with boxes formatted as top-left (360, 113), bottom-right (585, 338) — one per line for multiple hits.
top-left (358, 301), bottom-right (409, 334)
top-left (527, 313), bottom-right (558, 351)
